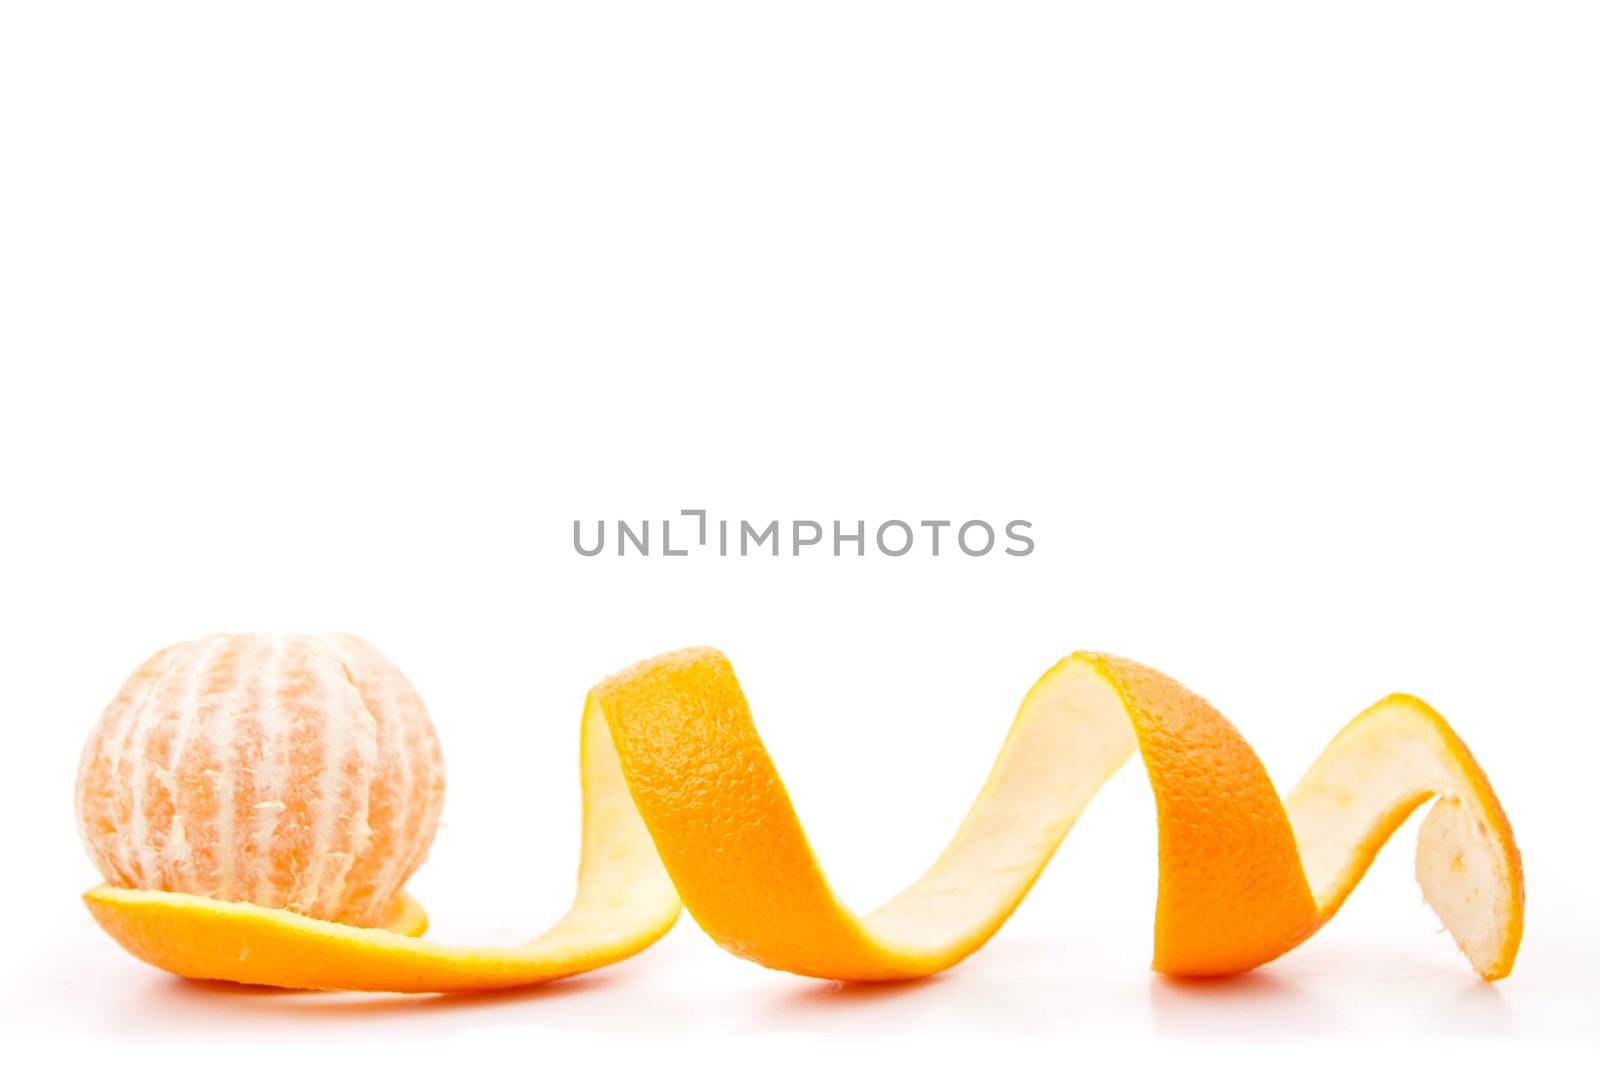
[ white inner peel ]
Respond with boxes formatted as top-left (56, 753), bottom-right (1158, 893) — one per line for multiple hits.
top-left (1284, 695), bottom-right (1520, 977)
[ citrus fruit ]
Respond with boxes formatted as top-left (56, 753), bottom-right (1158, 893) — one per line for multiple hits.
top-left (81, 645), bottom-right (1523, 991)
top-left (76, 633), bottom-right (444, 926)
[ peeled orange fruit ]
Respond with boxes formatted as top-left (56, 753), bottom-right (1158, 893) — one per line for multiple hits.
top-left (76, 634), bottom-right (444, 927)
top-left (81, 643), bottom-right (1523, 993)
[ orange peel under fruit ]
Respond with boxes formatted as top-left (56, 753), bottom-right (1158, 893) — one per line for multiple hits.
top-left (82, 646), bottom-right (1523, 992)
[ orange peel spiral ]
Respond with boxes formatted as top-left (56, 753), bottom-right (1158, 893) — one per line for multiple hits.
top-left (83, 648), bottom-right (1523, 992)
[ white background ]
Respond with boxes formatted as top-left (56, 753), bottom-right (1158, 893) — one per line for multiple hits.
top-left (2, 1), bottom-right (1596, 1061)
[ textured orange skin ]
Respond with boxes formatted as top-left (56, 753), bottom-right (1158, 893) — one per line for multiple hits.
top-left (83, 889), bottom-right (440, 989)
top-left (1100, 655), bottom-right (1321, 975)
top-left (598, 648), bottom-right (880, 974)
top-left (83, 646), bottom-right (1522, 991)
top-left (593, 650), bottom-right (1320, 979)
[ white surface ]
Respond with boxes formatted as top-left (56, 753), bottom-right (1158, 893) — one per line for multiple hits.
top-left (1, 0), bottom-right (1596, 1059)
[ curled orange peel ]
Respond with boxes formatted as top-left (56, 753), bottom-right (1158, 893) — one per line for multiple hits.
top-left (83, 649), bottom-right (1523, 992)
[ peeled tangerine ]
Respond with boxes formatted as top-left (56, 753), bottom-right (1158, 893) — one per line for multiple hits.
top-left (75, 633), bottom-right (444, 927)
